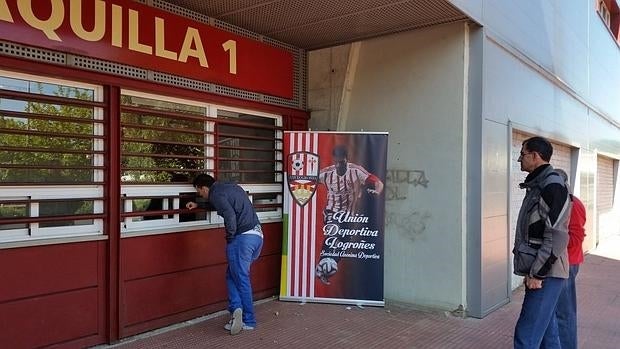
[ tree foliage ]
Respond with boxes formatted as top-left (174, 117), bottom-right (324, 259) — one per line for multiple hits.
top-left (119, 97), bottom-right (204, 183)
top-left (0, 84), bottom-right (96, 183)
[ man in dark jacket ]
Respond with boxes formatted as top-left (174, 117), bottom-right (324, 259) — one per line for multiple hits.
top-left (186, 174), bottom-right (263, 335)
top-left (513, 137), bottom-right (571, 349)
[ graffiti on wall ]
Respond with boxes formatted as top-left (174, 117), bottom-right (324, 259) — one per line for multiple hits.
top-left (384, 168), bottom-right (431, 241)
top-left (385, 169), bottom-right (429, 201)
top-left (386, 209), bottom-right (431, 242)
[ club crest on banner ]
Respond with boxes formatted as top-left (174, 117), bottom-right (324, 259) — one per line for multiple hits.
top-left (287, 151), bottom-right (319, 206)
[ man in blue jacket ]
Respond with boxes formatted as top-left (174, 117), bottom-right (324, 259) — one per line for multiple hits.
top-left (186, 174), bottom-right (263, 335)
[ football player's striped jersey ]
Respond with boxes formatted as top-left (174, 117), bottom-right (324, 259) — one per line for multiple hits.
top-left (319, 163), bottom-right (370, 213)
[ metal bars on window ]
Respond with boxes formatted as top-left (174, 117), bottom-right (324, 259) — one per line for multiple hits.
top-left (0, 71), bottom-right (105, 242)
top-left (119, 92), bottom-right (284, 231)
top-left (119, 94), bottom-right (284, 186)
top-left (215, 110), bottom-right (283, 184)
top-left (120, 93), bottom-right (212, 183)
top-left (0, 77), bottom-right (105, 185)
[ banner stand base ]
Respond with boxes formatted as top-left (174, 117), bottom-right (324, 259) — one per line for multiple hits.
top-left (279, 296), bottom-right (384, 307)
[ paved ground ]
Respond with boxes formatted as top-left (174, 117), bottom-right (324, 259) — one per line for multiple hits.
top-left (98, 236), bottom-right (620, 349)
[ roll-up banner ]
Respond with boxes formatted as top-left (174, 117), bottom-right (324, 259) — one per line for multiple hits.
top-left (280, 131), bottom-right (388, 306)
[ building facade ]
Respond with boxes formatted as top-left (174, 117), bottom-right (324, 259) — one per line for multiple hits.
top-left (308, 0), bottom-right (620, 318)
top-left (1, 0), bottom-right (620, 347)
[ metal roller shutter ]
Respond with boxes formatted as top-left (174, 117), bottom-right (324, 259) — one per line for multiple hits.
top-left (597, 155), bottom-right (617, 242)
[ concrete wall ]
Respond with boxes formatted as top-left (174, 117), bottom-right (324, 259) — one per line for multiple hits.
top-left (451, 0), bottom-right (617, 109)
top-left (308, 45), bottom-right (352, 131)
top-left (450, 0), bottom-right (620, 130)
top-left (309, 22), bottom-right (469, 310)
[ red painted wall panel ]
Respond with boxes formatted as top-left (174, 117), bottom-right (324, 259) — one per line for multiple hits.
top-left (0, 288), bottom-right (101, 349)
top-left (123, 263), bottom-right (228, 326)
top-left (121, 255), bottom-right (281, 333)
top-left (259, 223), bottom-right (284, 255)
top-left (0, 242), bottom-right (100, 302)
top-left (119, 223), bottom-right (283, 334)
top-left (0, 241), bottom-right (108, 348)
top-left (250, 254), bottom-right (282, 292)
top-left (121, 223), bottom-right (282, 280)
top-left (122, 229), bottom-right (226, 281)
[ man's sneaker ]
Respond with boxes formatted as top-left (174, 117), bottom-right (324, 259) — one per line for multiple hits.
top-left (230, 308), bottom-right (243, 335)
top-left (224, 321), bottom-right (255, 331)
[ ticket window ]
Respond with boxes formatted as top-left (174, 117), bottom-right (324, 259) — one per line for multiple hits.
top-left (119, 91), bottom-right (283, 234)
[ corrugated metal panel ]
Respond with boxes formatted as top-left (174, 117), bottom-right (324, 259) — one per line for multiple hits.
top-left (597, 155), bottom-right (619, 243)
top-left (166, 0), bottom-right (468, 49)
top-left (597, 155), bottom-right (615, 212)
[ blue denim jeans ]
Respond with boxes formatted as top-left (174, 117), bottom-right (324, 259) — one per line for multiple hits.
top-left (226, 232), bottom-right (263, 327)
top-left (556, 265), bottom-right (579, 349)
top-left (514, 276), bottom-right (566, 349)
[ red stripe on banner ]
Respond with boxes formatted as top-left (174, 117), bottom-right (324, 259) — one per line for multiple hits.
top-left (304, 135), bottom-right (310, 297)
top-left (300, 132), bottom-right (306, 297)
top-left (308, 133), bottom-right (319, 298)
top-left (302, 132), bottom-right (310, 298)
top-left (309, 133), bottom-right (317, 298)
top-left (307, 133), bottom-right (315, 297)
top-left (304, 134), bottom-right (312, 297)
top-left (309, 132), bottom-right (316, 298)
top-left (300, 133), bottom-right (306, 298)
top-left (293, 132), bottom-right (301, 297)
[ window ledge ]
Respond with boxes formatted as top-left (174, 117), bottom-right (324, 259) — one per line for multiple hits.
top-left (0, 234), bottom-right (108, 250)
top-left (121, 217), bottom-right (283, 239)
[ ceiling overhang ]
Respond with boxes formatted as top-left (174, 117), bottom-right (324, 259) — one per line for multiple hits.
top-left (163, 0), bottom-right (470, 50)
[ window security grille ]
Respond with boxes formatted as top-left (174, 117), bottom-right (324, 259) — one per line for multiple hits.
top-left (119, 91), bottom-right (283, 233)
top-left (0, 71), bottom-right (105, 242)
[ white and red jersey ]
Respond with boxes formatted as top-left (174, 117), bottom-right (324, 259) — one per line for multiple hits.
top-left (319, 162), bottom-right (370, 213)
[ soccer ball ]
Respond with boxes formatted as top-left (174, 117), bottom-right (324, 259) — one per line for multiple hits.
top-left (317, 257), bottom-right (338, 277)
top-left (292, 159), bottom-right (304, 171)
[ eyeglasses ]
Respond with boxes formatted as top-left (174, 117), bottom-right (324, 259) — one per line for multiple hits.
top-left (518, 151), bottom-right (537, 160)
